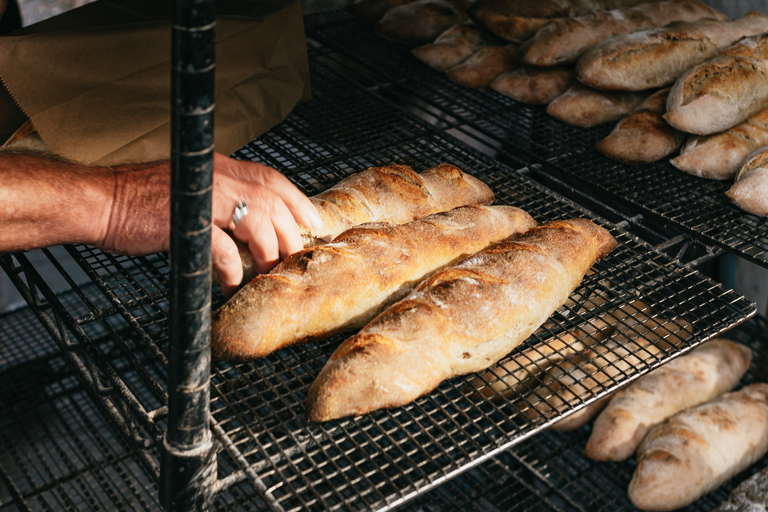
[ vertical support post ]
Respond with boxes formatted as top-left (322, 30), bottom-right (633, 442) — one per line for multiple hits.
top-left (160, 0), bottom-right (217, 510)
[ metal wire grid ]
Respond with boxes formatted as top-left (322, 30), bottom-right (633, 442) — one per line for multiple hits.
top-left (300, 9), bottom-right (768, 270)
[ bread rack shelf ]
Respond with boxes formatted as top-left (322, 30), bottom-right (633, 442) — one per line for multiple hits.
top-left (301, 10), bottom-right (768, 271)
top-left (0, 38), bottom-right (757, 511)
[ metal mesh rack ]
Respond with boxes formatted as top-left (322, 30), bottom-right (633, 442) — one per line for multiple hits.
top-left (0, 42), bottom-right (756, 511)
top-left (300, 9), bottom-right (768, 270)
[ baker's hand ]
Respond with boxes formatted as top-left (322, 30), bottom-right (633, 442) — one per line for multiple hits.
top-left (210, 153), bottom-right (321, 296)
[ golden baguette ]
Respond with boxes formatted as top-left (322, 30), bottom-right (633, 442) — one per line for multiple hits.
top-left (374, 0), bottom-right (469, 45)
top-left (411, 22), bottom-right (502, 72)
top-left (630, 383), bottom-right (768, 511)
top-left (490, 66), bottom-right (575, 104)
top-left (547, 84), bottom-right (649, 128)
top-left (211, 205), bottom-right (536, 361)
top-left (585, 338), bottom-right (751, 462)
top-left (727, 146), bottom-right (768, 216)
top-left (445, 44), bottom-right (518, 88)
top-left (306, 218), bottom-right (617, 422)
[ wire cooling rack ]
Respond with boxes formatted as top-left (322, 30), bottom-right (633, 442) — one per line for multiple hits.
top-left (301, 9), bottom-right (768, 270)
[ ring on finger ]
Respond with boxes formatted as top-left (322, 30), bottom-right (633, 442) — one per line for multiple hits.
top-left (228, 200), bottom-right (249, 232)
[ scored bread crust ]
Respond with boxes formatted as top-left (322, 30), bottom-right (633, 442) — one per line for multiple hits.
top-left (374, 0), bottom-right (468, 45)
top-left (305, 218), bottom-right (617, 422)
top-left (597, 88), bottom-right (686, 164)
top-left (629, 383), bottom-right (768, 511)
top-left (665, 32), bottom-right (768, 135)
top-left (546, 83), bottom-right (649, 127)
top-left (727, 146), bottom-right (768, 216)
top-left (576, 13), bottom-right (768, 91)
top-left (490, 66), bottom-right (575, 104)
top-left (411, 22), bottom-right (502, 72)
top-left (445, 44), bottom-right (519, 88)
top-left (211, 205), bottom-right (537, 361)
top-left (519, 0), bottom-right (725, 67)
top-left (584, 338), bottom-right (752, 462)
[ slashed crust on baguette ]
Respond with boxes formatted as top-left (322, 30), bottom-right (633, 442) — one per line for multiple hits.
top-left (445, 44), bottom-right (518, 88)
top-left (347, 0), bottom-right (419, 24)
top-left (491, 66), bottom-right (575, 104)
top-left (547, 83), bottom-right (649, 127)
top-left (211, 205), bottom-right (536, 361)
top-left (727, 146), bottom-right (768, 216)
top-left (374, 0), bottom-right (469, 45)
top-left (411, 22), bottom-right (502, 71)
top-left (306, 218), bottom-right (617, 422)
top-left (629, 383), bottom-right (768, 511)
top-left (665, 32), bottom-right (768, 135)
top-left (597, 88), bottom-right (685, 164)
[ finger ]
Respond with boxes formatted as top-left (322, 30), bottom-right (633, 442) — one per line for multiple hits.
top-left (233, 203), bottom-right (280, 274)
top-left (211, 226), bottom-right (243, 298)
top-left (262, 171), bottom-right (324, 233)
top-left (270, 199), bottom-right (304, 260)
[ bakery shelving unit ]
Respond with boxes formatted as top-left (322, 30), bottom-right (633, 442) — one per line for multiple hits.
top-left (0, 5), bottom-right (763, 512)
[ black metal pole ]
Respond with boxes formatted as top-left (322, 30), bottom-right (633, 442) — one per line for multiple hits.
top-left (160, 0), bottom-right (217, 510)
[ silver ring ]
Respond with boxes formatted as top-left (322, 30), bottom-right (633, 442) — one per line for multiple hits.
top-left (228, 200), bottom-right (249, 232)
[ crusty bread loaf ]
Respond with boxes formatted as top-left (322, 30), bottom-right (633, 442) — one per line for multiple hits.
top-left (306, 218), bottom-right (617, 422)
top-left (585, 338), bottom-right (752, 462)
top-left (468, 0), bottom-right (666, 43)
top-left (519, 0), bottom-right (725, 67)
top-left (670, 107), bottom-right (768, 180)
top-left (347, 0), bottom-right (419, 24)
top-left (577, 13), bottom-right (768, 91)
top-left (445, 44), bottom-right (518, 88)
top-left (629, 383), bottom-right (768, 511)
top-left (665, 32), bottom-right (768, 136)
top-left (490, 66), bottom-right (575, 104)
top-left (727, 146), bottom-right (768, 217)
top-left (713, 466), bottom-right (768, 512)
top-left (211, 205), bottom-right (536, 361)
top-left (412, 22), bottom-right (503, 71)
top-left (374, 0), bottom-right (468, 44)
top-left (547, 84), bottom-right (649, 127)
top-left (597, 88), bottom-right (686, 164)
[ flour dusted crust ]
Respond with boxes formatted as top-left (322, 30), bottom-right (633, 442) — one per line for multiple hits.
top-left (597, 88), bottom-right (686, 164)
top-left (547, 83), bottom-right (649, 127)
top-left (665, 32), bottom-right (768, 135)
top-left (576, 13), bottom-right (768, 91)
top-left (727, 146), bottom-right (768, 216)
top-left (411, 22), bottom-right (503, 71)
top-left (519, 0), bottom-right (724, 67)
top-left (670, 108), bottom-right (768, 180)
top-left (211, 205), bottom-right (536, 361)
top-left (629, 383), bottom-right (768, 511)
top-left (306, 218), bottom-right (617, 422)
top-left (585, 339), bottom-right (752, 462)
top-left (491, 66), bottom-right (575, 104)
top-left (445, 44), bottom-right (518, 88)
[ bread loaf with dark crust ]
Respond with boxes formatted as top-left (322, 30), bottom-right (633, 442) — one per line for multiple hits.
top-left (519, 0), bottom-right (725, 67)
top-left (211, 205), bottom-right (537, 361)
top-left (490, 66), bottom-right (575, 104)
top-left (306, 218), bottom-right (617, 422)
top-left (445, 44), bottom-right (519, 88)
top-left (547, 84), bottom-right (649, 127)
top-left (347, 0), bottom-right (419, 24)
top-left (597, 88), bottom-right (686, 164)
top-left (576, 13), bottom-right (768, 91)
top-left (727, 146), bottom-right (768, 216)
top-left (630, 383), bottom-right (768, 511)
top-left (670, 107), bottom-right (768, 179)
top-left (665, 32), bottom-right (768, 135)
top-left (374, 0), bottom-right (469, 45)
top-left (412, 22), bottom-right (503, 72)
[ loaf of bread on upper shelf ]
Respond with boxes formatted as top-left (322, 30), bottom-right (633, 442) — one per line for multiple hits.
top-left (305, 218), bottom-right (617, 422)
top-left (490, 66), bottom-right (575, 104)
top-left (468, 0), bottom-right (667, 43)
top-left (585, 338), bottom-right (752, 462)
top-left (445, 44), bottom-right (519, 88)
top-left (519, 0), bottom-right (725, 67)
top-left (576, 13), bottom-right (768, 91)
top-left (670, 107), bottom-right (768, 179)
top-left (727, 146), bottom-right (768, 217)
top-left (664, 32), bottom-right (768, 136)
top-left (596, 88), bottom-right (686, 164)
top-left (211, 205), bottom-right (537, 361)
top-left (347, 0), bottom-right (419, 24)
top-left (374, 0), bottom-right (469, 44)
top-left (629, 383), bottom-right (768, 511)
top-left (411, 22), bottom-right (503, 71)
top-left (213, 163), bottom-right (495, 287)
top-left (546, 84), bottom-right (649, 127)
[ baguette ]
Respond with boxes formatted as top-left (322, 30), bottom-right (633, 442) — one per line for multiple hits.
top-left (306, 218), bottom-right (617, 422)
top-left (468, 0), bottom-right (666, 43)
top-left (596, 88), bottom-right (685, 164)
top-left (347, 0), bottom-right (419, 24)
top-left (374, 0), bottom-right (468, 45)
top-left (519, 0), bottom-right (725, 67)
top-left (211, 205), bottom-right (536, 361)
top-left (214, 163), bottom-right (495, 287)
top-left (576, 13), bottom-right (768, 91)
top-left (713, 466), bottom-right (768, 512)
top-left (629, 383), bottom-right (768, 511)
top-left (727, 146), bottom-right (768, 217)
top-left (670, 108), bottom-right (768, 180)
top-left (411, 22), bottom-right (503, 71)
top-left (665, 32), bottom-right (768, 135)
top-left (585, 338), bottom-right (751, 462)
top-left (490, 66), bottom-right (575, 104)
top-left (445, 44), bottom-right (518, 88)
top-left (546, 84), bottom-right (649, 127)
